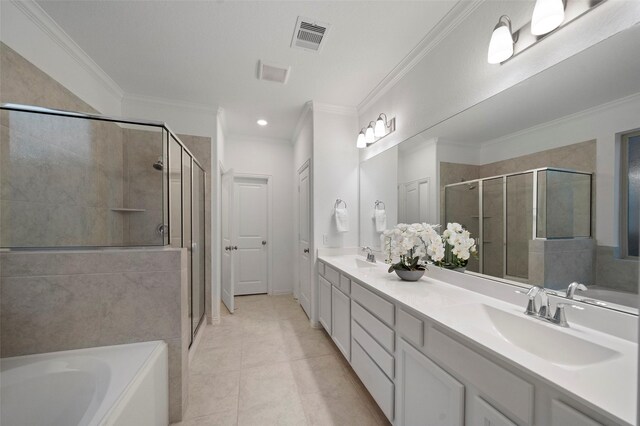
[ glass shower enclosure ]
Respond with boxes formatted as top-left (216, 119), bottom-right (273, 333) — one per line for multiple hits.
top-left (444, 168), bottom-right (592, 283)
top-left (0, 104), bottom-right (207, 344)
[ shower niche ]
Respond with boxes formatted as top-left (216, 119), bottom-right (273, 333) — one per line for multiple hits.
top-left (0, 104), bottom-right (207, 342)
top-left (444, 168), bottom-right (593, 289)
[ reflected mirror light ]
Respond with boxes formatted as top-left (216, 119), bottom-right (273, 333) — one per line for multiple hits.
top-left (531, 0), bottom-right (565, 36)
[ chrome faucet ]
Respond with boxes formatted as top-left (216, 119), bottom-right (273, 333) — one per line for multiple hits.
top-left (565, 282), bottom-right (587, 299)
top-left (517, 286), bottom-right (580, 327)
top-left (361, 246), bottom-right (376, 263)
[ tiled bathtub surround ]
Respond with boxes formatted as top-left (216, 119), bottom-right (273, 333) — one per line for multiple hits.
top-left (0, 248), bottom-right (189, 422)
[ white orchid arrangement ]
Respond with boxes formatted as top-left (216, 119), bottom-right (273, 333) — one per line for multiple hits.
top-left (382, 222), bottom-right (477, 273)
top-left (382, 223), bottom-right (445, 273)
top-left (435, 222), bottom-right (478, 269)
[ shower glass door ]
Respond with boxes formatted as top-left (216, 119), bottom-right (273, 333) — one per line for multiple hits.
top-left (191, 164), bottom-right (206, 336)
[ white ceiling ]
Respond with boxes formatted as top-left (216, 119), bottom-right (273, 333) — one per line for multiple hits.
top-left (37, 0), bottom-right (459, 139)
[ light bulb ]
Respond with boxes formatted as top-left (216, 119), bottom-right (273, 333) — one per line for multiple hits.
top-left (487, 17), bottom-right (514, 64)
top-left (374, 116), bottom-right (386, 137)
top-left (531, 0), bottom-right (565, 35)
top-left (257, 119), bottom-right (268, 126)
top-left (356, 131), bottom-right (366, 148)
top-left (365, 125), bottom-right (375, 144)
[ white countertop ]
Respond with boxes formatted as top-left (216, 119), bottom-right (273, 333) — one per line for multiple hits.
top-left (318, 254), bottom-right (638, 426)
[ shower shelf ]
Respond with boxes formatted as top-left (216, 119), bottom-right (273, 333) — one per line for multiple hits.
top-left (110, 208), bottom-right (147, 213)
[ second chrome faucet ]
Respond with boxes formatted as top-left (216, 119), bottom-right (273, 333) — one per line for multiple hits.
top-left (519, 286), bottom-right (583, 328)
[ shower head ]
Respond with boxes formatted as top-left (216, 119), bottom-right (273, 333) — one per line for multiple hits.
top-left (153, 157), bottom-right (164, 171)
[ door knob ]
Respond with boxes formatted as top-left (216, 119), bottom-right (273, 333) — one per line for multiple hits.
top-left (262, 240), bottom-right (267, 246)
top-left (304, 248), bottom-right (310, 253)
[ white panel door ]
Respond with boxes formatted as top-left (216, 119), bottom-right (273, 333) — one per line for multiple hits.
top-left (404, 182), bottom-right (419, 224)
top-left (418, 179), bottom-right (430, 222)
top-left (298, 164), bottom-right (311, 318)
top-left (234, 178), bottom-right (268, 295)
top-left (396, 339), bottom-right (464, 426)
top-left (221, 169), bottom-right (235, 313)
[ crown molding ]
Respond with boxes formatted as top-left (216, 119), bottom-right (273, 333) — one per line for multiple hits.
top-left (481, 91), bottom-right (640, 149)
top-left (312, 101), bottom-right (358, 116)
top-left (291, 101), bottom-right (313, 141)
top-left (11, 0), bottom-right (124, 103)
top-left (357, 0), bottom-right (484, 114)
top-left (123, 92), bottom-right (218, 114)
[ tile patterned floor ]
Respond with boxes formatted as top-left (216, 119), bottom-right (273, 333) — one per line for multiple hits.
top-left (171, 294), bottom-right (390, 426)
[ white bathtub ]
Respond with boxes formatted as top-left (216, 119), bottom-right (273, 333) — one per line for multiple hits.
top-left (1, 341), bottom-right (168, 426)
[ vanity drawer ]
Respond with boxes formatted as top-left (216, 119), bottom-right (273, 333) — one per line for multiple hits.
top-left (318, 261), bottom-right (325, 276)
top-left (337, 274), bottom-right (351, 294)
top-left (398, 308), bottom-right (424, 347)
top-left (352, 319), bottom-right (394, 378)
top-left (324, 265), bottom-right (340, 286)
top-left (351, 338), bottom-right (395, 422)
top-left (351, 282), bottom-right (394, 326)
top-left (429, 328), bottom-right (534, 426)
top-left (351, 300), bottom-right (394, 352)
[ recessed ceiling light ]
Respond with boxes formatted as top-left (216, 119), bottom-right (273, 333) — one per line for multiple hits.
top-left (257, 119), bottom-right (268, 126)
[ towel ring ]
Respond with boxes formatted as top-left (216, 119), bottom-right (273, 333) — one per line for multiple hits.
top-left (375, 200), bottom-right (386, 210)
top-left (335, 198), bottom-right (347, 209)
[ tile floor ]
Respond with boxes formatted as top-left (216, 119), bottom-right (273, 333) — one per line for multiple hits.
top-left (172, 294), bottom-right (390, 426)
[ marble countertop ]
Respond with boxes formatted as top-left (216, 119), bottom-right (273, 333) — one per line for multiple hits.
top-left (318, 254), bottom-right (638, 426)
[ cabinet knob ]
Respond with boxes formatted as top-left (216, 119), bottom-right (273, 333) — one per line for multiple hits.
top-left (304, 248), bottom-right (310, 253)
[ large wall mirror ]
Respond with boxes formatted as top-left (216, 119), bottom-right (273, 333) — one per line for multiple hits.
top-left (359, 24), bottom-right (640, 315)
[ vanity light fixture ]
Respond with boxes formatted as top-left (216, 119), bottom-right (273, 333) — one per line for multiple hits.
top-left (356, 114), bottom-right (396, 148)
top-left (531, 0), bottom-right (565, 35)
top-left (487, 15), bottom-right (516, 64)
top-left (356, 129), bottom-right (367, 148)
top-left (257, 119), bottom-right (268, 126)
top-left (374, 113), bottom-right (396, 138)
top-left (364, 122), bottom-right (376, 144)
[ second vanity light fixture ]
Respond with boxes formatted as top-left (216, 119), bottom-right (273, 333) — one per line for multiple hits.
top-left (487, 0), bottom-right (601, 64)
top-left (357, 113), bottom-right (396, 149)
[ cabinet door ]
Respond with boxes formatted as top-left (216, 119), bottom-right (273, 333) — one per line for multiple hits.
top-left (397, 339), bottom-right (464, 426)
top-left (318, 276), bottom-right (332, 333)
top-left (550, 400), bottom-right (602, 426)
top-left (471, 396), bottom-right (517, 426)
top-left (331, 286), bottom-right (351, 360)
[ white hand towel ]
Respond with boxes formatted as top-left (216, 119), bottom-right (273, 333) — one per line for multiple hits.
top-left (335, 208), bottom-right (349, 233)
top-left (374, 209), bottom-right (387, 233)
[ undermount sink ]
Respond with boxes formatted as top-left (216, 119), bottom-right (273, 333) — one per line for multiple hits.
top-left (445, 303), bottom-right (620, 367)
top-left (354, 257), bottom-right (377, 269)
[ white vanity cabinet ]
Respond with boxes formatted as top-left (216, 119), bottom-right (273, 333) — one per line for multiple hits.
top-left (316, 260), bottom-right (620, 426)
top-left (331, 285), bottom-right (350, 360)
top-left (318, 275), bottom-right (332, 333)
top-left (396, 338), bottom-right (464, 426)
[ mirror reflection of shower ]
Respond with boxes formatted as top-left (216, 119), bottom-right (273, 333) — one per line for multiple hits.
top-left (153, 156), bottom-right (164, 171)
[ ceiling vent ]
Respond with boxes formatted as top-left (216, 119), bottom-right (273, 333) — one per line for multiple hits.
top-left (291, 16), bottom-right (330, 52)
top-left (258, 61), bottom-right (291, 84)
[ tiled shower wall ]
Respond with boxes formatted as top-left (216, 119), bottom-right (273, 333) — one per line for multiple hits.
top-left (0, 43), bottom-right (126, 247)
top-left (0, 42), bottom-right (212, 421)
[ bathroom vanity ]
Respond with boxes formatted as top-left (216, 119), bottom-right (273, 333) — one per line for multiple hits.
top-left (317, 253), bottom-right (636, 426)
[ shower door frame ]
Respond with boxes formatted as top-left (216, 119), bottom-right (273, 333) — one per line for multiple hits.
top-left (1, 103), bottom-right (209, 345)
top-left (444, 167), bottom-right (593, 279)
